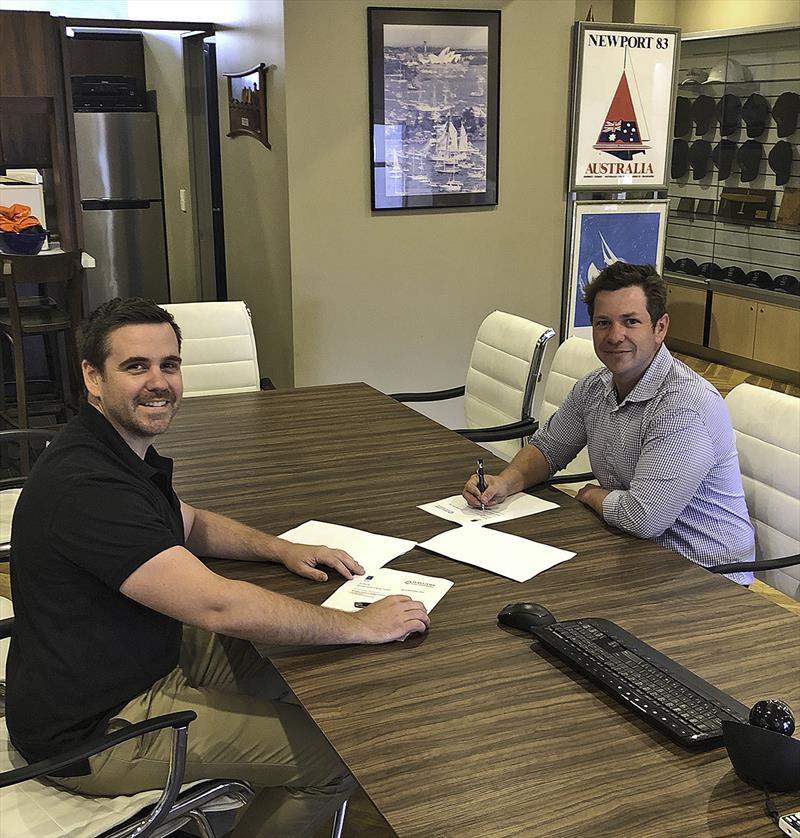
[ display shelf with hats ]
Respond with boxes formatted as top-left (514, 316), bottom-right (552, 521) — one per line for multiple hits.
top-left (663, 25), bottom-right (799, 382)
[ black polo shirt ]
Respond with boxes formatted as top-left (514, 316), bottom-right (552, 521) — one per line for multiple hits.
top-left (7, 400), bottom-right (185, 773)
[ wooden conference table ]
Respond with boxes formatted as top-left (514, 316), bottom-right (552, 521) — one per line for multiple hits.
top-left (159, 384), bottom-right (800, 838)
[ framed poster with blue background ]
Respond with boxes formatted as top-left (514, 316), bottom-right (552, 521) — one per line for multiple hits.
top-left (565, 199), bottom-right (669, 338)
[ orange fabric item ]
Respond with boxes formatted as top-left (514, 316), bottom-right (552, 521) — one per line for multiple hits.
top-left (0, 203), bottom-right (42, 232)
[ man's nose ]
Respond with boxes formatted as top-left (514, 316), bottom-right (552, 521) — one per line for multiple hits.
top-left (607, 321), bottom-right (626, 343)
top-left (145, 367), bottom-right (169, 390)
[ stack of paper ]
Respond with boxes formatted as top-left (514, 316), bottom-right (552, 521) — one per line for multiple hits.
top-left (279, 520), bottom-right (416, 572)
top-left (419, 526), bottom-right (575, 583)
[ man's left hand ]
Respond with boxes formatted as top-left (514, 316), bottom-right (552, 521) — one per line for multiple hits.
top-left (279, 542), bottom-right (364, 582)
top-left (575, 483), bottom-right (610, 517)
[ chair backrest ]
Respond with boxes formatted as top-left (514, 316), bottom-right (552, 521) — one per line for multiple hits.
top-left (161, 301), bottom-right (261, 397)
top-left (724, 383), bottom-right (800, 599)
top-left (463, 311), bottom-right (555, 461)
top-left (539, 336), bottom-right (601, 476)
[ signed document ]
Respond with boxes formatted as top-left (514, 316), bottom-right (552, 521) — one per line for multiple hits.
top-left (418, 492), bottom-right (559, 527)
top-left (321, 567), bottom-right (453, 614)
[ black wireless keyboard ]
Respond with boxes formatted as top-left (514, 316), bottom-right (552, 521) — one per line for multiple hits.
top-left (529, 618), bottom-right (750, 748)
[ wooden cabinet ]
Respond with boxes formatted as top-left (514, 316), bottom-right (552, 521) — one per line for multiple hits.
top-left (709, 293), bottom-right (757, 356)
top-left (710, 292), bottom-right (800, 371)
top-left (753, 302), bottom-right (800, 372)
top-left (666, 282), bottom-right (706, 344)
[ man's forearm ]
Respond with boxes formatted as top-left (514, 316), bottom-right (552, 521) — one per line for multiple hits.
top-left (207, 578), bottom-right (371, 645)
top-left (186, 507), bottom-right (289, 564)
top-left (498, 443), bottom-right (552, 493)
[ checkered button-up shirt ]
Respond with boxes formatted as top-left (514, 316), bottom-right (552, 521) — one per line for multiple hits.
top-left (531, 345), bottom-right (755, 585)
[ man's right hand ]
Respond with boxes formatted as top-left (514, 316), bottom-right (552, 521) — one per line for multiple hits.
top-left (463, 472), bottom-right (509, 508)
top-left (352, 595), bottom-right (430, 643)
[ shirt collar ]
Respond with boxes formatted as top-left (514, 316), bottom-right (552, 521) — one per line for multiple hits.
top-left (77, 399), bottom-right (174, 484)
top-left (601, 343), bottom-right (673, 408)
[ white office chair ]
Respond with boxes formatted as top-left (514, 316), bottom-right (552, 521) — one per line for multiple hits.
top-left (391, 310), bottom-right (556, 461)
top-left (160, 301), bottom-right (262, 397)
top-left (0, 429), bottom-right (56, 560)
top-left (723, 383), bottom-right (800, 600)
top-left (0, 598), bottom-right (255, 838)
top-left (538, 336), bottom-right (601, 485)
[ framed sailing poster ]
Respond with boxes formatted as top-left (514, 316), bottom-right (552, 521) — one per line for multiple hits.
top-left (569, 22), bottom-right (680, 191)
top-left (565, 199), bottom-right (668, 338)
top-left (368, 7), bottom-right (501, 211)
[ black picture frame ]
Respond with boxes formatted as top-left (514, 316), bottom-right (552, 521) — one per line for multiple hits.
top-left (224, 63), bottom-right (270, 149)
top-left (368, 7), bottom-right (500, 211)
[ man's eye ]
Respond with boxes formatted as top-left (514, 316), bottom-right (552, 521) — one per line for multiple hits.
top-left (126, 364), bottom-right (146, 372)
top-left (162, 362), bottom-right (180, 371)
top-left (626, 319), bottom-right (641, 326)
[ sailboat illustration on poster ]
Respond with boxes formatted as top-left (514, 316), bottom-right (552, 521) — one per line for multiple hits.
top-left (593, 51), bottom-right (650, 160)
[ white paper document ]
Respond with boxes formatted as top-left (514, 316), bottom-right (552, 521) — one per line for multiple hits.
top-left (321, 567), bottom-right (453, 613)
top-left (418, 526), bottom-right (575, 583)
top-left (418, 492), bottom-right (559, 527)
top-left (278, 520), bottom-right (416, 573)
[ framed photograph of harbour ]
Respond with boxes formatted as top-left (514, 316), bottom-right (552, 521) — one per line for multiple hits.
top-left (565, 199), bottom-right (668, 338)
top-left (368, 7), bottom-right (501, 210)
top-left (569, 22), bottom-right (680, 191)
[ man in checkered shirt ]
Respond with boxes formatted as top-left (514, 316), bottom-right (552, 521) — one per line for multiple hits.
top-left (464, 262), bottom-right (755, 585)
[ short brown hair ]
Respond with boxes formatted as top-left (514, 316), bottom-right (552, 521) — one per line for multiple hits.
top-left (78, 297), bottom-right (181, 370)
top-left (583, 262), bottom-right (667, 326)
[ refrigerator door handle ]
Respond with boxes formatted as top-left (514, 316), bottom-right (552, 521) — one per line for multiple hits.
top-left (81, 199), bottom-right (153, 210)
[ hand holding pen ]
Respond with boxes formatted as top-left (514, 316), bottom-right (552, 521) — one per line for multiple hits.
top-left (477, 458), bottom-right (486, 511)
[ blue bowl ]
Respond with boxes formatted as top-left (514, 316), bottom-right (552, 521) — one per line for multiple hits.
top-left (0, 227), bottom-right (48, 256)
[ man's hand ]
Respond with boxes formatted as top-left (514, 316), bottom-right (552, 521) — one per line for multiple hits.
top-left (575, 483), bottom-right (610, 517)
top-left (351, 595), bottom-right (430, 643)
top-left (463, 472), bottom-right (509, 508)
top-left (278, 541), bottom-right (364, 582)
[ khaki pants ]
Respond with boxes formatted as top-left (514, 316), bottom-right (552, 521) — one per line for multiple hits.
top-left (56, 625), bottom-right (356, 837)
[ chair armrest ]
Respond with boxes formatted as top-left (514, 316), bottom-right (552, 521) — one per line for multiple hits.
top-left (455, 418), bottom-right (539, 443)
top-left (0, 616), bottom-right (13, 639)
top-left (389, 386), bottom-right (465, 403)
top-left (544, 472), bottom-right (595, 485)
top-left (0, 429), bottom-right (57, 444)
top-left (0, 710), bottom-right (197, 787)
top-left (708, 554), bottom-right (800, 575)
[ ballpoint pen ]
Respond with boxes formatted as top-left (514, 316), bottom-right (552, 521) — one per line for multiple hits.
top-left (477, 458), bottom-right (486, 511)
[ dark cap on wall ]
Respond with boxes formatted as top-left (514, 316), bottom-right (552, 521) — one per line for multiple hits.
top-left (689, 140), bottom-right (712, 180)
top-left (712, 139), bottom-right (738, 180)
top-left (741, 94), bottom-right (770, 138)
top-left (738, 140), bottom-right (763, 183)
top-left (720, 265), bottom-right (747, 284)
top-left (691, 95), bottom-right (716, 135)
top-left (746, 270), bottom-right (774, 289)
top-left (674, 257), bottom-right (699, 275)
top-left (773, 92), bottom-right (800, 138)
top-left (717, 94), bottom-right (742, 137)
top-left (671, 139), bottom-right (689, 179)
top-left (674, 96), bottom-right (691, 137)
top-left (768, 141), bottom-right (793, 187)
top-left (774, 274), bottom-right (799, 295)
top-left (698, 262), bottom-right (721, 279)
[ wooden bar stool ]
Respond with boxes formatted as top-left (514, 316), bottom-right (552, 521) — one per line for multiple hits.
top-left (0, 252), bottom-right (83, 429)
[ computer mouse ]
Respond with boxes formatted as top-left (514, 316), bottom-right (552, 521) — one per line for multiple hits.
top-left (497, 602), bottom-right (556, 632)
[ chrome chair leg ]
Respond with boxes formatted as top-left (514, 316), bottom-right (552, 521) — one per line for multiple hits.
top-left (330, 798), bottom-right (349, 838)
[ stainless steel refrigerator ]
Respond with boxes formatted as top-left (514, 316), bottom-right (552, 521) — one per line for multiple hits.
top-left (74, 112), bottom-right (170, 311)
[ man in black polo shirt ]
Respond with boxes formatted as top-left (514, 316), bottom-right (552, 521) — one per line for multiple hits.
top-left (8, 297), bottom-right (430, 837)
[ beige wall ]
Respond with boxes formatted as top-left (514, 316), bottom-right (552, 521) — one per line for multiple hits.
top-left (283, 0), bottom-right (574, 424)
top-left (575, 0), bottom-right (614, 22)
top-left (675, 0), bottom-right (800, 33)
top-left (635, 0), bottom-right (676, 25)
top-left (212, 2), bottom-right (294, 388)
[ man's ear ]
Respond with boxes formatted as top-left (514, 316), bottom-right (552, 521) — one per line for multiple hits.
top-left (654, 312), bottom-right (669, 344)
top-left (82, 360), bottom-right (103, 399)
